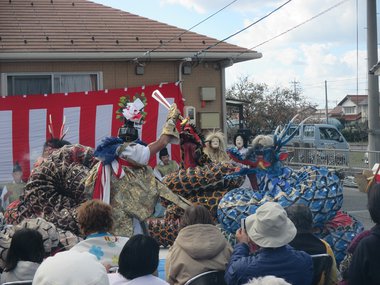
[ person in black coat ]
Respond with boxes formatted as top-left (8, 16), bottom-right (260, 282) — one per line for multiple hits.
top-left (348, 181), bottom-right (380, 285)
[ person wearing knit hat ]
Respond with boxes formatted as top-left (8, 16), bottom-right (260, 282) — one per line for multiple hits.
top-left (225, 202), bottom-right (313, 285)
top-left (32, 251), bottom-right (109, 285)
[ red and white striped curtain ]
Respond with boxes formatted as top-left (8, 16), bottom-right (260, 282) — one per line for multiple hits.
top-left (0, 82), bottom-right (184, 182)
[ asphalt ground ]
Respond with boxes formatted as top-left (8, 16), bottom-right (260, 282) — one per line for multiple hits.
top-left (342, 185), bottom-right (374, 230)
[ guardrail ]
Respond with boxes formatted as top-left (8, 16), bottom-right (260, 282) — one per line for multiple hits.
top-left (284, 146), bottom-right (380, 171)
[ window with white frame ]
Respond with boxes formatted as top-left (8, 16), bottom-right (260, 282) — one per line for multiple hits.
top-left (2, 72), bottom-right (102, 96)
top-left (343, 106), bottom-right (356, 114)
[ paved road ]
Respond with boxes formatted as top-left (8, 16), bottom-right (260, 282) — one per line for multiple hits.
top-left (342, 185), bottom-right (374, 230)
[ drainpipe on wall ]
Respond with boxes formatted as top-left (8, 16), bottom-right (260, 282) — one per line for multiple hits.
top-left (220, 59), bottom-right (234, 142)
top-left (221, 67), bottom-right (227, 137)
top-left (178, 58), bottom-right (192, 93)
top-left (178, 61), bottom-right (184, 93)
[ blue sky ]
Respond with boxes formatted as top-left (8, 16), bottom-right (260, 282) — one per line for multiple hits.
top-left (91, 0), bottom-right (370, 108)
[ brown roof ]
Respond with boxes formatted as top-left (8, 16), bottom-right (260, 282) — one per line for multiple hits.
top-left (344, 113), bottom-right (361, 121)
top-left (0, 0), bottom-right (261, 62)
top-left (337, 95), bottom-right (367, 106)
top-left (329, 105), bottom-right (343, 116)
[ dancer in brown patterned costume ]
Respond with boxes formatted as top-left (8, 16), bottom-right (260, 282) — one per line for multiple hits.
top-left (4, 116), bottom-right (86, 236)
top-left (5, 144), bottom-right (96, 235)
top-left (148, 123), bottom-right (245, 247)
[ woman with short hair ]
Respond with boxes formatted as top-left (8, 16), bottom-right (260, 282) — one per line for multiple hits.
top-left (70, 199), bottom-right (129, 269)
top-left (76, 199), bottom-right (114, 235)
top-left (108, 234), bottom-right (168, 284)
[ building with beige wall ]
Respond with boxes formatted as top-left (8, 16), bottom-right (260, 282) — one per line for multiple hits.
top-left (0, 0), bottom-right (261, 133)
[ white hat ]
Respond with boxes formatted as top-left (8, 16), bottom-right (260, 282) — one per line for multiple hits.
top-left (245, 202), bottom-right (296, 248)
top-left (32, 251), bottom-right (109, 285)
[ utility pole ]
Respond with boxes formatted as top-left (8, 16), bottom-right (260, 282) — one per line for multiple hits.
top-left (290, 79), bottom-right (300, 95)
top-left (325, 80), bottom-right (328, 124)
top-left (367, 0), bottom-right (380, 167)
top-left (290, 79), bottom-right (300, 108)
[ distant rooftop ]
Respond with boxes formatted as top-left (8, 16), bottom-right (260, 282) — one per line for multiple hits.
top-left (338, 95), bottom-right (368, 106)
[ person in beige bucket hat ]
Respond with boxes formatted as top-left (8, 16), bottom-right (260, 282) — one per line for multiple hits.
top-left (224, 202), bottom-right (313, 285)
top-left (245, 202), bottom-right (297, 248)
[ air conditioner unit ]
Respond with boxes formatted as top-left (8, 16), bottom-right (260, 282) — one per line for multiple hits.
top-left (200, 87), bottom-right (216, 101)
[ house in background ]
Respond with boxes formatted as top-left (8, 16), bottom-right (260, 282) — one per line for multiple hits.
top-left (329, 95), bottom-right (368, 125)
top-left (312, 108), bottom-right (333, 120)
top-left (0, 0), bottom-right (261, 133)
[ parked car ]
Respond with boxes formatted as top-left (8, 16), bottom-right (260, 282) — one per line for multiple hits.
top-left (284, 123), bottom-right (350, 165)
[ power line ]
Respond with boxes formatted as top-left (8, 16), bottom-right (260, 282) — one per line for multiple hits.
top-left (233, 0), bottom-right (350, 59)
top-left (135, 0), bottom-right (239, 61)
top-left (302, 77), bottom-right (367, 87)
top-left (323, 76), bottom-right (367, 83)
top-left (328, 87), bottom-right (368, 91)
top-left (193, 0), bottom-right (292, 58)
top-left (304, 83), bottom-right (367, 91)
top-left (326, 81), bottom-right (367, 87)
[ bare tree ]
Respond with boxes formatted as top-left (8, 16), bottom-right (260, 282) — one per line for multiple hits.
top-left (226, 76), bottom-right (316, 135)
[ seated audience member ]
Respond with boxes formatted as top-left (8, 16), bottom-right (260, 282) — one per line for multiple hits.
top-left (339, 230), bottom-right (371, 285)
top-left (33, 250), bottom-right (109, 285)
top-left (153, 147), bottom-right (179, 182)
top-left (153, 147), bottom-right (179, 217)
top-left (1, 228), bottom-right (45, 284)
top-left (244, 275), bottom-right (291, 285)
top-left (166, 205), bottom-right (232, 285)
top-left (70, 200), bottom-right (129, 268)
top-left (1, 162), bottom-right (26, 210)
top-left (286, 204), bottom-right (339, 285)
top-left (225, 202), bottom-right (313, 285)
top-left (348, 182), bottom-right (380, 285)
top-left (108, 234), bottom-right (168, 285)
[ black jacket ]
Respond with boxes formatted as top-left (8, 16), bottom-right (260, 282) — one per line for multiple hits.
top-left (349, 224), bottom-right (380, 285)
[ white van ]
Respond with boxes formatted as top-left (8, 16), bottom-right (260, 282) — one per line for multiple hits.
top-left (285, 123), bottom-right (350, 165)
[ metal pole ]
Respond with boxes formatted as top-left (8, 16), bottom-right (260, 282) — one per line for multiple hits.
top-left (367, 0), bottom-right (380, 167)
top-left (356, 0), bottom-right (359, 98)
top-left (325, 80), bottom-right (328, 124)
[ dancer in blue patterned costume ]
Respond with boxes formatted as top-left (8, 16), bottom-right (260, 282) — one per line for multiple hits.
top-left (218, 117), bottom-right (363, 264)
